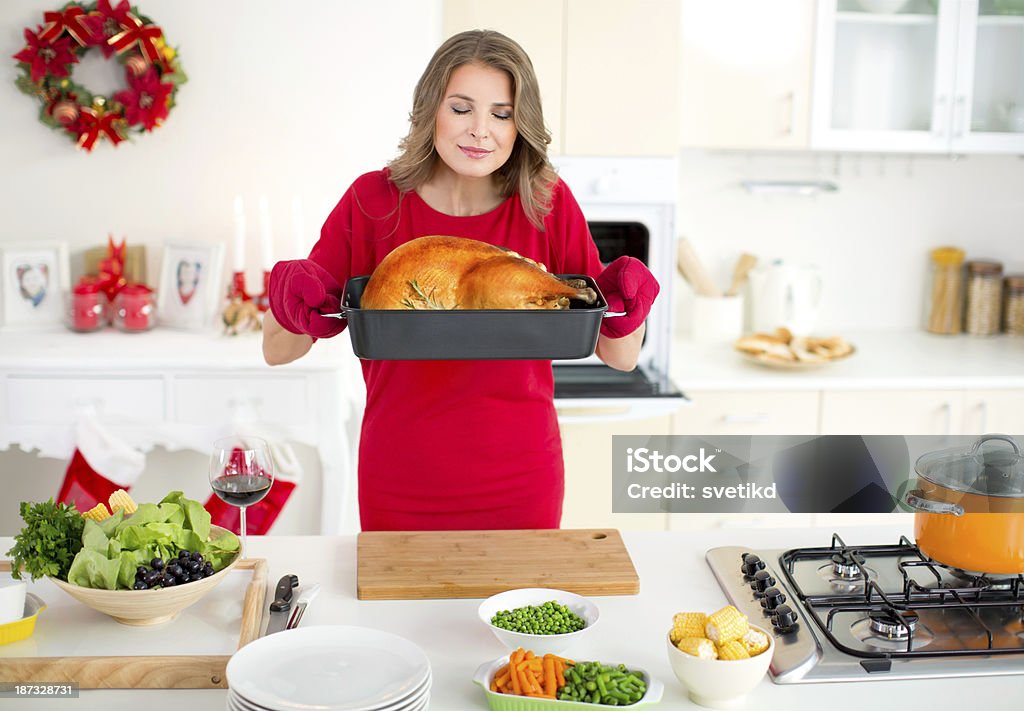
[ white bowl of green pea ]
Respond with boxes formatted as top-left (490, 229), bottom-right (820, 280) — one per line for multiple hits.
top-left (478, 588), bottom-right (600, 656)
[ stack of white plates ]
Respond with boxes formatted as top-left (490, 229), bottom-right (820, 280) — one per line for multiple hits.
top-left (226, 626), bottom-right (431, 711)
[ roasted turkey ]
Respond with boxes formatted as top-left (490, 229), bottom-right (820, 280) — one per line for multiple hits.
top-left (360, 236), bottom-right (597, 310)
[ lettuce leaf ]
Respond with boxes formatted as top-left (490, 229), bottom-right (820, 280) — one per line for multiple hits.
top-left (68, 548), bottom-right (122, 590)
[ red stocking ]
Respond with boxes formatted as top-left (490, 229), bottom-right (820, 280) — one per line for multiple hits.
top-left (204, 440), bottom-right (301, 535)
top-left (57, 412), bottom-right (145, 512)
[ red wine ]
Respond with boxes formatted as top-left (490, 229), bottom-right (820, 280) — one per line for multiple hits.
top-left (211, 475), bottom-right (272, 506)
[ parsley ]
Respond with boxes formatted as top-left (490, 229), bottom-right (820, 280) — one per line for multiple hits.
top-left (6, 499), bottom-right (85, 582)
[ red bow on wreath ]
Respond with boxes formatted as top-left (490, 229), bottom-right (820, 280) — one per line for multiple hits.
top-left (77, 107), bottom-right (123, 151)
top-left (38, 6), bottom-right (100, 46)
top-left (107, 13), bottom-right (164, 67)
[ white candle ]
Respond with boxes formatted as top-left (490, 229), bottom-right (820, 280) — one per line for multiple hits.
top-left (232, 196), bottom-right (246, 272)
top-left (258, 195), bottom-right (274, 272)
top-left (291, 196), bottom-right (305, 258)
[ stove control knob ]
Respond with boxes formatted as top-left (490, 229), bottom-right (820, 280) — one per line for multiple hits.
top-left (761, 587), bottom-right (787, 611)
top-left (741, 554), bottom-right (765, 578)
top-left (751, 569), bottom-right (776, 596)
top-left (771, 604), bottom-right (799, 633)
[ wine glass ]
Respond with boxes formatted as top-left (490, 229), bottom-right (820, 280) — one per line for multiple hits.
top-left (209, 435), bottom-right (275, 558)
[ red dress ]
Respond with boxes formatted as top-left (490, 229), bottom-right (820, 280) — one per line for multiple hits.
top-left (309, 170), bottom-right (604, 531)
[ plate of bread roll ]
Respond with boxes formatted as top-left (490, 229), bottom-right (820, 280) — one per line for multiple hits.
top-left (734, 327), bottom-right (855, 369)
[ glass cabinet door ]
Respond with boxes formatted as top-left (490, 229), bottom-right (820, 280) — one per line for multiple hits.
top-left (812, 0), bottom-right (959, 151)
top-left (952, 0), bottom-right (1024, 151)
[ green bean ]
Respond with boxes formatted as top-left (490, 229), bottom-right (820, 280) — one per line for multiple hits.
top-left (559, 660), bottom-right (647, 706)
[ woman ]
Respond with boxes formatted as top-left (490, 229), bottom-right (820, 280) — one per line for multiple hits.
top-left (263, 30), bottom-right (658, 531)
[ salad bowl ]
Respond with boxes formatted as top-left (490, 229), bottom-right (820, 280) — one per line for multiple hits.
top-left (49, 525), bottom-right (240, 626)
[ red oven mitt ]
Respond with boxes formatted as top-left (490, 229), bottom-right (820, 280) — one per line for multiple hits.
top-left (268, 259), bottom-right (346, 338)
top-left (596, 256), bottom-right (660, 339)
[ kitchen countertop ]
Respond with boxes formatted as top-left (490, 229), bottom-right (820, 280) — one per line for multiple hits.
top-left (0, 526), bottom-right (1015, 710)
top-left (671, 330), bottom-right (1024, 390)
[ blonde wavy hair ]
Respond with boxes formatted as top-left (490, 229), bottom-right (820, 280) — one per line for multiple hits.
top-left (388, 30), bottom-right (557, 230)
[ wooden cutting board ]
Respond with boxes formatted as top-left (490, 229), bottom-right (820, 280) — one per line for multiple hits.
top-left (356, 529), bottom-right (639, 600)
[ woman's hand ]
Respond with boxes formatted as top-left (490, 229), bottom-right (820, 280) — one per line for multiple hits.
top-left (596, 324), bottom-right (645, 371)
top-left (262, 310), bottom-right (314, 365)
top-left (268, 259), bottom-right (346, 338)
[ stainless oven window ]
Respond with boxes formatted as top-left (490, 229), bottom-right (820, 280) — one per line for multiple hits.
top-left (588, 221), bottom-right (650, 265)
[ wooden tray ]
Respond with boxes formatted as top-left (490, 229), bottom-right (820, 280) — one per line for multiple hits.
top-left (357, 528), bottom-right (640, 600)
top-left (0, 557), bottom-right (267, 689)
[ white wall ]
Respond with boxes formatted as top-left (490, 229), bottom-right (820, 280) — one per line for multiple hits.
top-left (2, 0), bottom-right (443, 283)
top-left (673, 150), bottom-right (1024, 335)
top-left (0, 0), bottom-right (441, 535)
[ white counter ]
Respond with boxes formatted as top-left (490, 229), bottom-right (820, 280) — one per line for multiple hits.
top-left (0, 527), bottom-right (1015, 711)
top-left (670, 330), bottom-right (1024, 390)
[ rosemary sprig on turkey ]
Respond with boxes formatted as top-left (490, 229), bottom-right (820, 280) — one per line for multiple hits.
top-left (362, 236), bottom-right (597, 310)
top-left (402, 279), bottom-right (457, 310)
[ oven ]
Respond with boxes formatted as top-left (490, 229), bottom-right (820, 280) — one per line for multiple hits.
top-left (550, 156), bottom-right (683, 422)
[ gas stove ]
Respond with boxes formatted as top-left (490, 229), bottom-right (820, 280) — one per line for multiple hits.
top-left (707, 535), bottom-right (1024, 682)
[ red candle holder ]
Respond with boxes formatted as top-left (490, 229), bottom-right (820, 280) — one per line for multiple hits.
top-left (112, 284), bottom-right (156, 332)
top-left (253, 270), bottom-right (270, 312)
top-left (66, 282), bottom-right (107, 332)
top-left (228, 271), bottom-right (250, 301)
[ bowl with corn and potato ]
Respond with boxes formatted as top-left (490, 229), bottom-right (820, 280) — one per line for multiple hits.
top-left (665, 606), bottom-right (774, 709)
top-left (478, 588), bottom-right (600, 656)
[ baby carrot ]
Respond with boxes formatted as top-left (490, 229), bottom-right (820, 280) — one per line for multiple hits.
top-left (542, 656), bottom-right (556, 696)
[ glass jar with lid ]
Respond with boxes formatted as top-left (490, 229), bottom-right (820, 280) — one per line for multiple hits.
top-left (926, 247), bottom-right (966, 335)
top-left (964, 260), bottom-right (1003, 336)
top-left (1004, 275), bottom-right (1024, 336)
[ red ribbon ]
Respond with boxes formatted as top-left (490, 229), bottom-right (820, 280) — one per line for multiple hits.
top-left (77, 108), bottom-right (123, 151)
top-left (96, 236), bottom-right (129, 301)
top-left (107, 13), bottom-right (163, 65)
top-left (39, 5), bottom-right (93, 45)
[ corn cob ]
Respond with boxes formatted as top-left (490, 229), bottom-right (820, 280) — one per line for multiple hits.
top-left (675, 636), bottom-right (718, 659)
top-left (716, 639), bottom-right (751, 660)
top-left (670, 612), bottom-right (708, 643)
top-left (705, 605), bottom-right (749, 644)
top-left (82, 503), bottom-right (111, 522)
top-left (108, 489), bottom-right (138, 515)
top-left (741, 627), bottom-right (770, 656)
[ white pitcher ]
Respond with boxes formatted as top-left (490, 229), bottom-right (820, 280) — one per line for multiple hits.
top-left (748, 263), bottom-right (823, 335)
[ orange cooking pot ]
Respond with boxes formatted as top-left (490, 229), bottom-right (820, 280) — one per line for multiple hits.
top-left (905, 434), bottom-right (1024, 576)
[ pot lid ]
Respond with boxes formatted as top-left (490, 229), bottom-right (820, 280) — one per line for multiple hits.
top-left (915, 435), bottom-right (1024, 498)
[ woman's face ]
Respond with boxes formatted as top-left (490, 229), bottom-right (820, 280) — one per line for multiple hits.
top-left (433, 62), bottom-right (518, 180)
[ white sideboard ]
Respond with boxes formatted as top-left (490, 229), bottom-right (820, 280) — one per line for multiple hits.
top-left (0, 327), bottom-right (361, 534)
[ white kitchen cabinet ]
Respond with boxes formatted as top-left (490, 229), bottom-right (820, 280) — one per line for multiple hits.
top-left (678, 0), bottom-right (817, 149)
top-left (672, 390), bottom-right (821, 435)
top-left (667, 390), bottom-right (819, 531)
top-left (559, 413), bottom-right (672, 532)
top-left (820, 389), bottom-right (965, 434)
top-left (811, 0), bottom-right (1024, 153)
top-left (961, 388), bottom-right (1024, 433)
top-left (443, 0), bottom-right (679, 156)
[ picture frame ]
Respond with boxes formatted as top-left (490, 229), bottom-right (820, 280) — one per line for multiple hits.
top-left (0, 241), bottom-right (71, 329)
top-left (157, 242), bottom-right (225, 330)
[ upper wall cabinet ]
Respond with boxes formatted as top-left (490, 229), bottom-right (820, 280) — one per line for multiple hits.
top-left (811, 0), bottom-right (1024, 153)
top-left (443, 0), bottom-right (679, 156)
top-left (679, 0), bottom-right (817, 150)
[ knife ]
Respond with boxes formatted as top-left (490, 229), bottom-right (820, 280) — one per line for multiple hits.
top-left (286, 583), bottom-right (321, 630)
top-left (265, 573), bottom-right (299, 635)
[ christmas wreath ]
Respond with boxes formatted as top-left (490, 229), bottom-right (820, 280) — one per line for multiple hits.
top-left (13, 1), bottom-right (186, 152)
